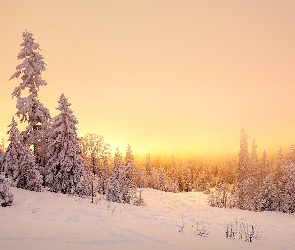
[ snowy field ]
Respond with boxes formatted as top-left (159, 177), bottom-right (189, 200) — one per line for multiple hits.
top-left (0, 187), bottom-right (294, 250)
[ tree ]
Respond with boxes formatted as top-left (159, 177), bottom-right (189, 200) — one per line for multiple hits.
top-left (238, 129), bottom-right (249, 183)
top-left (250, 139), bottom-right (258, 179)
top-left (80, 133), bottom-right (111, 201)
top-left (46, 94), bottom-right (84, 194)
top-left (106, 147), bottom-right (136, 204)
top-left (0, 118), bottom-right (21, 179)
top-left (0, 117), bottom-right (42, 192)
top-left (260, 150), bottom-right (270, 186)
top-left (259, 175), bottom-right (278, 211)
top-left (0, 174), bottom-right (14, 207)
top-left (106, 148), bottom-right (124, 203)
top-left (10, 30), bottom-right (50, 157)
top-left (0, 138), bottom-right (6, 157)
top-left (123, 145), bottom-right (136, 202)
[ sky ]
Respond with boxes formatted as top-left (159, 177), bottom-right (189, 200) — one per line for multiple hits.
top-left (1, 0), bottom-right (295, 160)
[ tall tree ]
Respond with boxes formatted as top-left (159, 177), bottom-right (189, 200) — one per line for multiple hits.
top-left (46, 94), bottom-right (84, 194)
top-left (238, 128), bottom-right (249, 183)
top-left (10, 30), bottom-right (50, 157)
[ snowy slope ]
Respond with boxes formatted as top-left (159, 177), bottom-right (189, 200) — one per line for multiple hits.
top-left (0, 187), bottom-right (294, 250)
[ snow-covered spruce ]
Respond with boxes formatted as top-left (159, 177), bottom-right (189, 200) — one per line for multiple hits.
top-left (10, 30), bottom-right (50, 159)
top-left (45, 94), bottom-right (84, 195)
top-left (0, 117), bottom-right (42, 192)
top-left (0, 174), bottom-right (13, 207)
top-left (106, 147), bottom-right (136, 204)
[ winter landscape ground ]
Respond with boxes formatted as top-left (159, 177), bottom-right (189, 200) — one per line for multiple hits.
top-left (1, 187), bottom-right (294, 250)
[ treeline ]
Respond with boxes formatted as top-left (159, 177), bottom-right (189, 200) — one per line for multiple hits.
top-left (209, 129), bottom-right (295, 214)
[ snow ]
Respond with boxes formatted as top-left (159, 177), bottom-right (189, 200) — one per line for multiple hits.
top-left (0, 187), bottom-right (294, 250)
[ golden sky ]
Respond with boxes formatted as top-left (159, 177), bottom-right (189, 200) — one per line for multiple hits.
top-left (1, 0), bottom-right (295, 159)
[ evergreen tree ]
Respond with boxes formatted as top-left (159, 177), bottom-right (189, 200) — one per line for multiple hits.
top-left (0, 174), bottom-right (14, 207)
top-left (280, 163), bottom-right (295, 213)
top-left (10, 30), bottom-right (50, 158)
top-left (0, 118), bottom-right (42, 191)
top-left (250, 139), bottom-right (259, 180)
top-left (259, 175), bottom-right (278, 211)
top-left (238, 128), bottom-right (249, 183)
top-left (260, 151), bottom-right (270, 186)
top-left (46, 94), bottom-right (84, 194)
top-left (146, 153), bottom-right (152, 176)
top-left (0, 118), bottom-right (22, 180)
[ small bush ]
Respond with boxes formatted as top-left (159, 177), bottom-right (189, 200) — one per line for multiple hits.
top-left (0, 174), bottom-right (14, 207)
top-left (225, 218), bottom-right (261, 243)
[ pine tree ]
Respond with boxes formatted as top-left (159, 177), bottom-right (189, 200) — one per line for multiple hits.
top-left (0, 118), bottom-right (22, 181)
top-left (0, 174), bottom-right (14, 207)
top-left (259, 175), bottom-right (278, 211)
top-left (106, 147), bottom-right (136, 204)
top-left (46, 94), bottom-right (84, 194)
top-left (280, 163), bottom-right (295, 213)
top-left (106, 148), bottom-right (123, 203)
top-left (238, 129), bottom-right (249, 183)
top-left (10, 30), bottom-right (50, 157)
top-left (169, 154), bottom-right (179, 192)
top-left (123, 145), bottom-right (136, 202)
top-left (260, 151), bottom-right (270, 186)
top-left (0, 118), bottom-right (42, 191)
top-left (250, 139), bottom-right (259, 179)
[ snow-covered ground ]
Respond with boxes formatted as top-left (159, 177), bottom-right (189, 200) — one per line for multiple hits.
top-left (0, 187), bottom-right (294, 250)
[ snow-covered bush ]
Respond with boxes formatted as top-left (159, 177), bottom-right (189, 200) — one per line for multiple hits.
top-left (224, 218), bottom-right (261, 243)
top-left (0, 174), bottom-right (14, 207)
top-left (132, 190), bottom-right (146, 206)
top-left (192, 221), bottom-right (209, 237)
top-left (208, 183), bottom-right (231, 208)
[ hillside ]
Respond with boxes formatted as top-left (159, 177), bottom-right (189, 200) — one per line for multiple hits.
top-left (0, 187), bottom-right (294, 250)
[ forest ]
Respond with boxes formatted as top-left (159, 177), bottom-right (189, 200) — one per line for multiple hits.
top-left (1, 31), bottom-right (294, 215)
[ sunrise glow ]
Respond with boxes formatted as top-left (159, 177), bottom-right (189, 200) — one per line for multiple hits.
top-left (1, 1), bottom-right (295, 160)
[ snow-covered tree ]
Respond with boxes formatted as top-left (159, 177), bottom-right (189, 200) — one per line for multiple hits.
top-left (46, 94), bottom-right (84, 194)
top-left (106, 148), bottom-right (123, 203)
top-left (250, 139), bottom-right (259, 178)
top-left (238, 128), bottom-right (249, 183)
top-left (0, 138), bottom-right (6, 157)
top-left (10, 30), bottom-right (50, 155)
top-left (123, 145), bottom-right (136, 202)
top-left (0, 118), bottom-right (22, 179)
top-left (0, 117), bottom-right (42, 192)
top-left (80, 133), bottom-right (111, 199)
top-left (146, 153), bottom-right (152, 176)
top-left (106, 147), bottom-right (136, 204)
top-left (259, 175), bottom-right (278, 211)
top-left (259, 150), bottom-right (270, 186)
top-left (0, 174), bottom-right (14, 207)
top-left (280, 163), bottom-right (295, 213)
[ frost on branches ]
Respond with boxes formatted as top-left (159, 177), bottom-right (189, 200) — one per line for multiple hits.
top-left (106, 147), bottom-right (136, 204)
top-left (0, 174), bottom-right (14, 207)
top-left (0, 118), bottom-right (42, 192)
top-left (10, 30), bottom-right (50, 153)
top-left (46, 94), bottom-right (84, 194)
